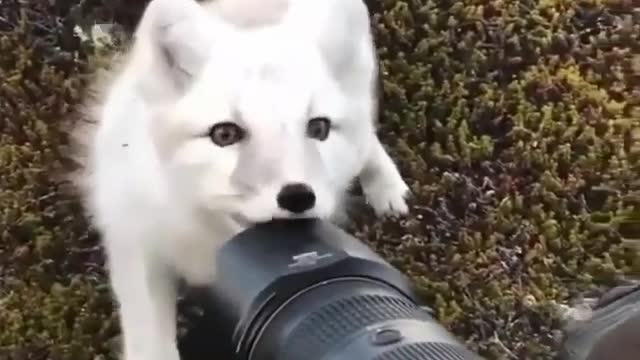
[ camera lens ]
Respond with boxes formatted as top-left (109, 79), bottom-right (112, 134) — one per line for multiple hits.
top-left (250, 276), bottom-right (480, 360)
top-left (197, 219), bottom-right (482, 360)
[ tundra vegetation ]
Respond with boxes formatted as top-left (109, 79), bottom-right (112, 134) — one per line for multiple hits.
top-left (0, 0), bottom-right (639, 359)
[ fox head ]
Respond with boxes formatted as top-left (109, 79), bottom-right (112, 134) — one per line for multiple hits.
top-left (134, 0), bottom-right (378, 225)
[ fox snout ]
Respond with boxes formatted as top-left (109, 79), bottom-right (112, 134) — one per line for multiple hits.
top-left (276, 182), bottom-right (316, 213)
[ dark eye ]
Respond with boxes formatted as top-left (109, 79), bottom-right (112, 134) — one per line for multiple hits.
top-left (306, 117), bottom-right (331, 141)
top-left (209, 122), bottom-right (245, 147)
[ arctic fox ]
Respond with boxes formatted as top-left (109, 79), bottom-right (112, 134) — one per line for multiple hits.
top-left (69, 0), bottom-right (410, 359)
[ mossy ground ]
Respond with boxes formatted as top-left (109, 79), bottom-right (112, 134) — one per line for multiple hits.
top-left (1, 1), bottom-right (639, 359)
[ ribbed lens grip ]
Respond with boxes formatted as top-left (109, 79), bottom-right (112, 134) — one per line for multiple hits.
top-left (375, 342), bottom-right (480, 360)
top-left (284, 293), bottom-right (428, 357)
top-left (250, 279), bottom-right (481, 360)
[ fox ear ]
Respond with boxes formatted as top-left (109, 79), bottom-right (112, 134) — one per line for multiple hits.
top-left (137, 0), bottom-right (227, 91)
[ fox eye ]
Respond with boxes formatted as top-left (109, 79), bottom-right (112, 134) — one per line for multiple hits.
top-left (306, 117), bottom-right (331, 141)
top-left (209, 122), bottom-right (245, 147)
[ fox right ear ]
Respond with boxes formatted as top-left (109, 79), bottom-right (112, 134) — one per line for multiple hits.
top-left (136, 0), bottom-right (228, 92)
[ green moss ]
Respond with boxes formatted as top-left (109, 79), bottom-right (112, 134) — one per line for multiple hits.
top-left (1, 0), bottom-right (639, 359)
top-left (0, 3), bottom-right (114, 359)
top-left (352, 0), bottom-right (640, 357)
top-left (0, 276), bottom-right (119, 360)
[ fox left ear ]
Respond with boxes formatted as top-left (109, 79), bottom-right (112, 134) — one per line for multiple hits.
top-left (136, 0), bottom-right (231, 92)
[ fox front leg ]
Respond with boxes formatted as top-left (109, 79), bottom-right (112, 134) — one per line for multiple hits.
top-left (105, 235), bottom-right (181, 360)
top-left (359, 137), bottom-right (411, 216)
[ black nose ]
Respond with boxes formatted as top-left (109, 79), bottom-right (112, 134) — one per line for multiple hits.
top-left (277, 183), bottom-right (316, 213)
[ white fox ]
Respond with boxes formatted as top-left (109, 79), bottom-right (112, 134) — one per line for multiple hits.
top-left (69, 0), bottom-right (410, 359)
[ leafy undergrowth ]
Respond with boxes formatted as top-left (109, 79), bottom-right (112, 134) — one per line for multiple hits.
top-left (1, 0), bottom-right (639, 360)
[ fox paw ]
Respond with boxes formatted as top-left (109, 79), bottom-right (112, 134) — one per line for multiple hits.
top-left (362, 177), bottom-right (411, 217)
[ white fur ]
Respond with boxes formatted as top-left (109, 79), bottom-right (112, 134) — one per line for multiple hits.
top-left (71, 0), bottom-right (410, 359)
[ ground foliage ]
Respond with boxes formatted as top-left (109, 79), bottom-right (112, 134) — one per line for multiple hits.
top-left (0, 0), bottom-right (639, 359)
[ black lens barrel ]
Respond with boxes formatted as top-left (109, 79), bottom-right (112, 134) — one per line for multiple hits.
top-left (201, 218), bottom-right (482, 360)
top-left (252, 277), bottom-right (480, 360)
